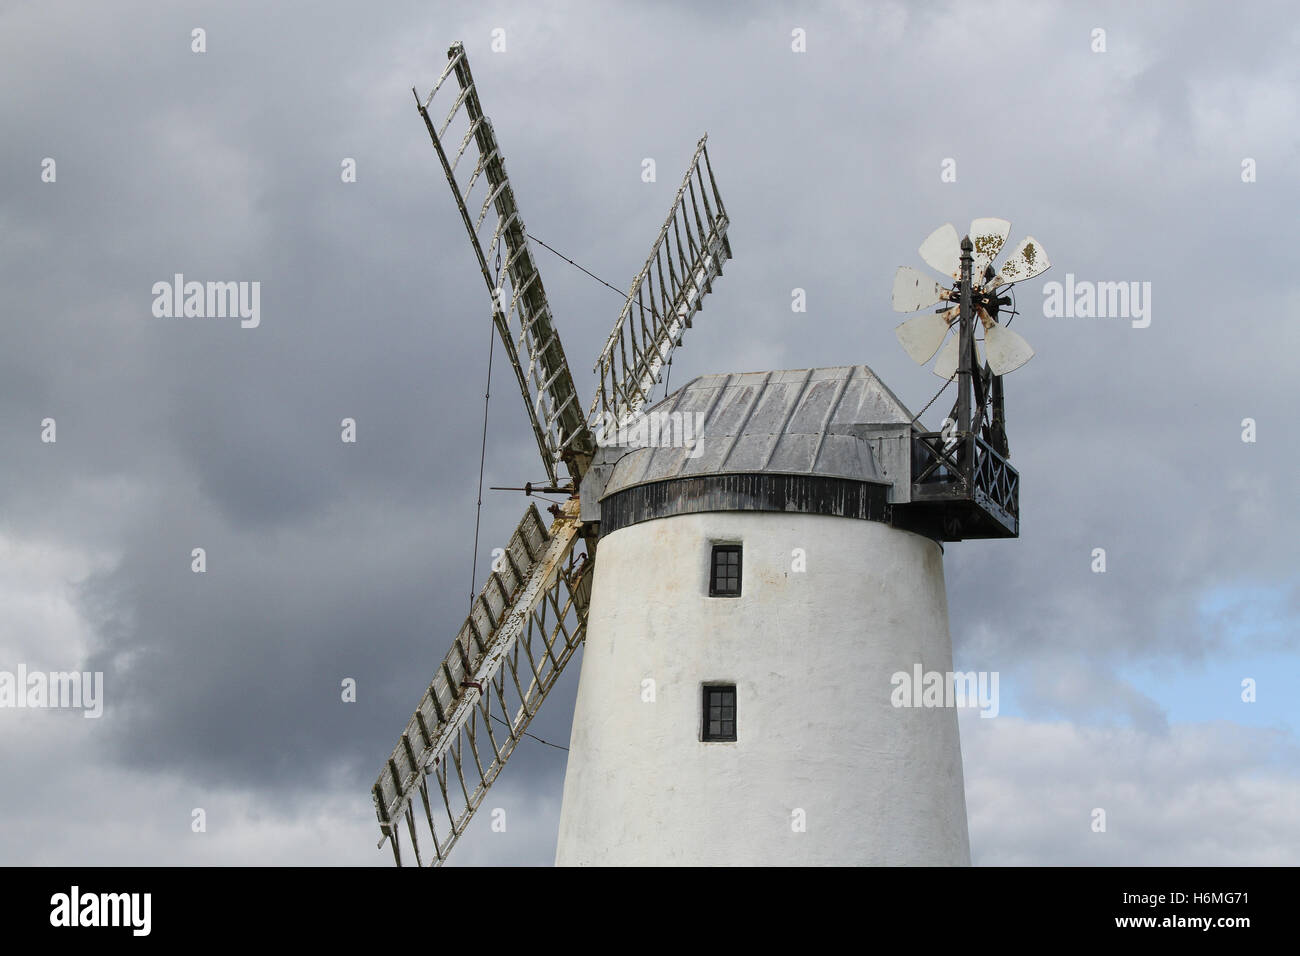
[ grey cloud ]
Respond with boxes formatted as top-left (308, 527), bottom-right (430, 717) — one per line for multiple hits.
top-left (1, 0), bottom-right (1296, 864)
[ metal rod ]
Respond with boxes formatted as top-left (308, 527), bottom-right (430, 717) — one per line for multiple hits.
top-left (957, 235), bottom-right (973, 443)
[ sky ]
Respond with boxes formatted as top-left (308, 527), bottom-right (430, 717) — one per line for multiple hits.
top-left (1, 0), bottom-right (1297, 866)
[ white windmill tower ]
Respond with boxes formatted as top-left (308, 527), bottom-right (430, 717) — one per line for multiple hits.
top-left (372, 42), bottom-right (1048, 866)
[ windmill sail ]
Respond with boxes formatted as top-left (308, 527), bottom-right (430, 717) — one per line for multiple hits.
top-left (379, 43), bottom-right (736, 868)
top-left (373, 502), bottom-right (591, 866)
top-left (417, 42), bottom-right (594, 485)
top-left (589, 135), bottom-right (731, 431)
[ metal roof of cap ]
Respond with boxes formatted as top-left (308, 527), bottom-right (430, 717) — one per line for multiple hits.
top-left (600, 365), bottom-right (915, 498)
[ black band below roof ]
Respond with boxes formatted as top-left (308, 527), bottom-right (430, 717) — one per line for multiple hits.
top-left (598, 473), bottom-right (894, 538)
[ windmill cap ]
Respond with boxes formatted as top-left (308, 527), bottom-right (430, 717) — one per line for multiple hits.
top-left (595, 365), bottom-right (915, 499)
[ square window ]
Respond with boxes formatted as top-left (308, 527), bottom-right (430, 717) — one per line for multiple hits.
top-left (709, 545), bottom-right (742, 597)
top-left (702, 684), bottom-right (737, 741)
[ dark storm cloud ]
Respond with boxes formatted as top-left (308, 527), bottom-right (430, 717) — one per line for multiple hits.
top-left (2, 0), bottom-right (1297, 864)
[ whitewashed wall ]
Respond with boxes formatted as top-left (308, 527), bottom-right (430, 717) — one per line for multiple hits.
top-left (556, 510), bottom-right (970, 865)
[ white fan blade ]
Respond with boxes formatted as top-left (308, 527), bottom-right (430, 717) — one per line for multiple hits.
top-left (892, 266), bottom-right (945, 313)
top-left (984, 322), bottom-right (1035, 375)
top-left (970, 217), bottom-right (1011, 279)
top-left (932, 329), bottom-right (962, 380)
top-left (918, 223), bottom-right (961, 279)
top-left (994, 236), bottom-right (1051, 285)
top-left (895, 310), bottom-right (952, 364)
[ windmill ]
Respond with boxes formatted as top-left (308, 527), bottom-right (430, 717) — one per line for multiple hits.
top-left (892, 219), bottom-right (1050, 463)
top-left (371, 41), bottom-right (731, 866)
top-left (374, 42), bottom-right (1045, 866)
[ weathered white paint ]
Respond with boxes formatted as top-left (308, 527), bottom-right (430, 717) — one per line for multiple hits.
top-left (556, 510), bottom-right (970, 866)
